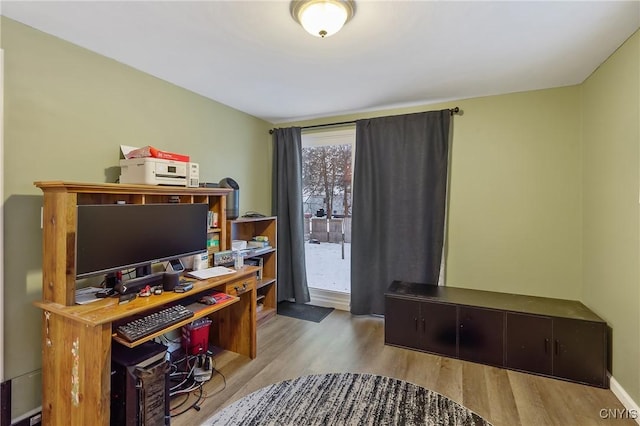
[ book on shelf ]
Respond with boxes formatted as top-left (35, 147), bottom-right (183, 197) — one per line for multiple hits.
top-left (247, 240), bottom-right (269, 248)
top-left (207, 211), bottom-right (219, 228)
top-left (244, 257), bottom-right (263, 280)
top-left (237, 247), bottom-right (272, 257)
top-left (250, 246), bottom-right (273, 256)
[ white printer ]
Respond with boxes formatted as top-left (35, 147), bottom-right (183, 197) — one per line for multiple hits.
top-left (119, 158), bottom-right (199, 187)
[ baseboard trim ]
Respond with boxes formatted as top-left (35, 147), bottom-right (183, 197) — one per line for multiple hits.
top-left (308, 287), bottom-right (350, 312)
top-left (609, 376), bottom-right (640, 424)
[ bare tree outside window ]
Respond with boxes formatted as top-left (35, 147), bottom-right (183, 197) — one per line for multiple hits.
top-left (302, 144), bottom-right (352, 218)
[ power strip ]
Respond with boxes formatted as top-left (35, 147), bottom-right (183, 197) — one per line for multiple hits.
top-left (193, 356), bottom-right (213, 382)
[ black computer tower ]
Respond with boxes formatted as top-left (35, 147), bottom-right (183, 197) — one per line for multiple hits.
top-left (111, 341), bottom-right (170, 426)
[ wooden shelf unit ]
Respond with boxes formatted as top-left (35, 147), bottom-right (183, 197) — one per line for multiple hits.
top-left (34, 181), bottom-right (259, 426)
top-left (227, 216), bottom-right (277, 326)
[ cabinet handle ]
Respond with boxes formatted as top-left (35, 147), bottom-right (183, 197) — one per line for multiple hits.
top-left (422, 318), bottom-right (426, 332)
top-left (414, 317), bottom-right (418, 331)
top-left (544, 338), bottom-right (549, 354)
top-left (234, 282), bottom-right (248, 293)
top-left (555, 340), bottom-right (559, 356)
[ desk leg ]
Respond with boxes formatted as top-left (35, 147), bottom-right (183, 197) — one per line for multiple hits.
top-left (211, 286), bottom-right (257, 359)
top-left (41, 312), bottom-right (111, 425)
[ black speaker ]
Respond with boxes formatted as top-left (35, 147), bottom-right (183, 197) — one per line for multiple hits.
top-left (163, 271), bottom-right (180, 291)
top-left (219, 177), bottom-right (239, 219)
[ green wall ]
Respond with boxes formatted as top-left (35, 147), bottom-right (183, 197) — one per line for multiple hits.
top-left (1, 17), bottom-right (271, 418)
top-left (287, 87), bottom-right (583, 300)
top-left (581, 30), bottom-right (640, 404)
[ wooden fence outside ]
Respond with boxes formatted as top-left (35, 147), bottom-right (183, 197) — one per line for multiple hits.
top-left (305, 217), bottom-right (352, 243)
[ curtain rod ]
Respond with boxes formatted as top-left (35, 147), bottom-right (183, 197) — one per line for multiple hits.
top-left (269, 107), bottom-right (460, 134)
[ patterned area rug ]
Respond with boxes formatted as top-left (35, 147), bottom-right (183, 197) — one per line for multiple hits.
top-left (204, 373), bottom-right (492, 425)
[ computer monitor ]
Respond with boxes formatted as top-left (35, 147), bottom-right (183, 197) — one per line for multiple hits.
top-left (75, 203), bottom-right (208, 279)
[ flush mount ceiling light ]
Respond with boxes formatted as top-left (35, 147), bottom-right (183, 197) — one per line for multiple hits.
top-left (291, 0), bottom-right (356, 38)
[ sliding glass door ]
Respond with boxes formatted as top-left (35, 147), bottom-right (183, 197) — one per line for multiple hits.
top-left (301, 127), bottom-right (355, 296)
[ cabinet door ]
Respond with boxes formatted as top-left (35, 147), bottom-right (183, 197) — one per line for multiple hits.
top-left (418, 301), bottom-right (457, 357)
top-left (553, 318), bottom-right (607, 387)
top-left (458, 306), bottom-right (504, 366)
top-left (385, 297), bottom-right (421, 349)
top-left (506, 313), bottom-right (552, 375)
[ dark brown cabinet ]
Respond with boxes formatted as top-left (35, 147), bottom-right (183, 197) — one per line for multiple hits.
top-left (505, 313), bottom-right (607, 387)
top-left (385, 281), bottom-right (609, 388)
top-left (421, 302), bottom-right (457, 356)
top-left (506, 313), bottom-right (553, 375)
top-left (553, 317), bottom-right (607, 387)
top-left (384, 297), bottom-right (421, 349)
top-left (458, 306), bottom-right (504, 367)
top-left (385, 297), bottom-right (457, 357)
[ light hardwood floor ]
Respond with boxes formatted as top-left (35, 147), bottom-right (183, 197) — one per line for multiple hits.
top-left (172, 310), bottom-right (635, 426)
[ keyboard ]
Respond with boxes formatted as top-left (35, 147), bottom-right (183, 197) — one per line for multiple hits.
top-left (116, 305), bottom-right (194, 343)
top-left (186, 266), bottom-right (236, 280)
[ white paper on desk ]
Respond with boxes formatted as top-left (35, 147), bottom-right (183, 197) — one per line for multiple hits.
top-left (75, 286), bottom-right (103, 305)
top-left (186, 266), bottom-right (236, 280)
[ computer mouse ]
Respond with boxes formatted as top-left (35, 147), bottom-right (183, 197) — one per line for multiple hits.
top-left (199, 295), bottom-right (217, 305)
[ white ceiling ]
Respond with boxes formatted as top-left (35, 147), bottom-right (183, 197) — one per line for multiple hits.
top-left (2, 1), bottom-right (639, 123)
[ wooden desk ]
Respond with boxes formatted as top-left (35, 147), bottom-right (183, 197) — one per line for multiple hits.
top-left (33, 181), bottom-right (257, 425)
top-left (34, 267), bottom-right (257, 426)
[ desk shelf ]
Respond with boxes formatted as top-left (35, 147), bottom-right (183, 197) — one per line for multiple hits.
top-left (228, 217), bottom-right (277, 327)
top-left (257, 276), bottom-right (276, 290)
top-left (111, 295), bottom-right (240, 348)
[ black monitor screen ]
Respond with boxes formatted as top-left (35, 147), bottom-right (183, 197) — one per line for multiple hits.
top-left (76, 203), bottom-right (208, 278)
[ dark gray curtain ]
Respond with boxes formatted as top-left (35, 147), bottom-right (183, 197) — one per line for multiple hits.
top-left (350, 110), bottom-right (451, 315)
top-left (272, 127), bottom-right (310, 303)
